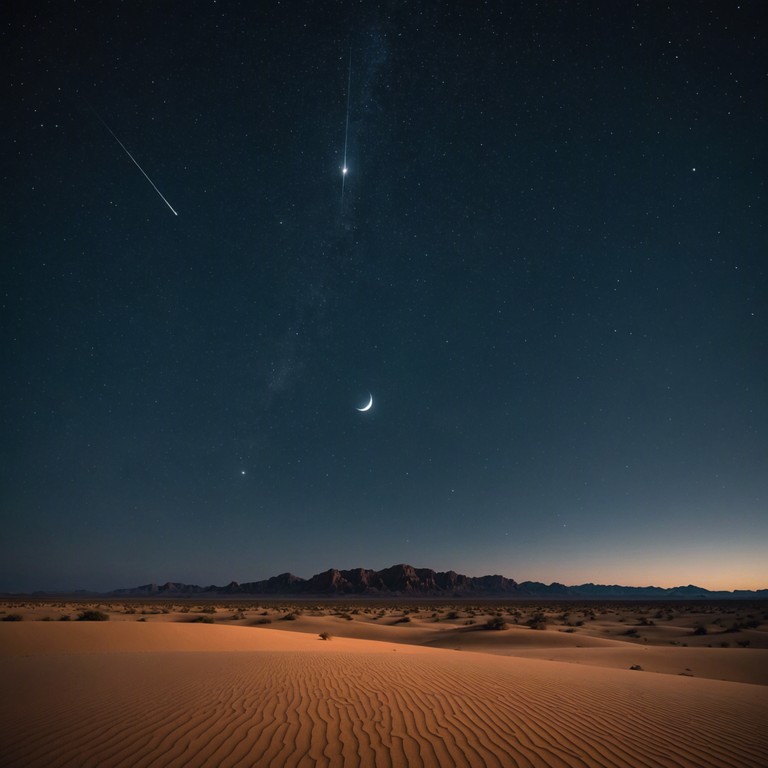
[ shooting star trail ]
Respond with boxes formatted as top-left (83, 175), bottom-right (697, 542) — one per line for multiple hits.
top-left (86, 99), bottom-right (178, 216)
top-left (340, 47), bottom-right (352, 213)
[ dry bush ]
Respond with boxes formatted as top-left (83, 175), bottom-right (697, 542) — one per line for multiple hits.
top-left (77, 610), bottom-right (109, 621)
top-left (485, 616), bottom-right (508, 631)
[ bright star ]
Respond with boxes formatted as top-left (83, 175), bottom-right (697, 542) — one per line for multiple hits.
top-left (342, 166), bottom-right (348, 175)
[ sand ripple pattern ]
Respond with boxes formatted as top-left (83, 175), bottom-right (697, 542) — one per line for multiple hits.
top-left (2, 650), bottom-right (767, 768)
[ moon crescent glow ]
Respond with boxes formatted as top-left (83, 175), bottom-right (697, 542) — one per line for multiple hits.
top-left (356, 393), bottom-right (373, 412)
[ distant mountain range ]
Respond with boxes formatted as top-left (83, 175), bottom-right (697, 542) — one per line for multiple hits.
top-left (110, 563), bottom-right (768, 599)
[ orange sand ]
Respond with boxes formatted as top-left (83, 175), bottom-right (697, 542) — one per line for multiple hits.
top-left (2, 620), bottom-right (767, 767)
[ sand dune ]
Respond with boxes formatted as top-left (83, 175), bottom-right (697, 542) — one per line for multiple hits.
top-left (509, 645), bottom-right (768, 686)
top-left (2, 622), bottom-right (767, 767)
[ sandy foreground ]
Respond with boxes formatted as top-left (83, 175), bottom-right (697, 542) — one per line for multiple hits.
top-left (1, 603), bottom-right (767, 767)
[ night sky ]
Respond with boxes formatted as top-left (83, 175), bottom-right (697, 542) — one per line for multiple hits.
top-left (2, 1), bottom-right (766, 592)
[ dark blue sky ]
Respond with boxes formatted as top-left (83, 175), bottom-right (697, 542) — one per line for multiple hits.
top-left (2, 1), bottom-right (766, 592)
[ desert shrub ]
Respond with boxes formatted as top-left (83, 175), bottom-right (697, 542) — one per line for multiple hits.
top-left (624, 628), bottom-right (639, 636)
top-left (124, 607), bottom-right (137, 615)
top-left (629, 665), bottom-right (643, 671)
top-left (692, 626), bottom-right (708, 636)
top-left (282, 613), bottom-right (297, 621)
top-left (191, 616), bottom-right (214, 624)
top-left (42, 616), bottom-right (53, 621)
top-left (77, 610), bottom-right (109, 622)
top-left (395, 616), bottom-right (411, 624)
top-left (201, 606), bottom-right (216, 614)
top-left (319, 632), bottom-right (331, 641)
top-left (59, 614), bottom-right (71, 621)
top-left (446, 611), bottom-right (460, 620)
top-left (231, 611), bottom-right (245, 620)
top-left (254, 617), bottom-right (272, 625)
top-left (2, 614), bottom-right (23, 622)
top-left (485, 616), bottom-right (508, 631)
top-left (526, 614), bottom-right (547, 630)
top-left (138, 617), bottom-right (147, 622)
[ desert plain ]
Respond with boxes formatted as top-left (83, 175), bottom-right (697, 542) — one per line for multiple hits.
top-left (1, 598), bottom-right (767, 767)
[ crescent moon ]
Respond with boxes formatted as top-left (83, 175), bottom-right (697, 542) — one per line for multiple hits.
top-left (356, 393), bottom-right (373, 412)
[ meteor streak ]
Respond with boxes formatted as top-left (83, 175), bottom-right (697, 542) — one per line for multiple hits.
top-left (86, 99), bottom-right (178, 216)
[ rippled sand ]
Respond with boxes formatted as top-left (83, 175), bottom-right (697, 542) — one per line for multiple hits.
top-left (2, 622), bottom-right (767, 767)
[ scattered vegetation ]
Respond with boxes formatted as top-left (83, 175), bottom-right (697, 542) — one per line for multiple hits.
top-left (2, 599), bottom-right (765, 666)
top-left (319, 632), bottom-right (331, 641)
